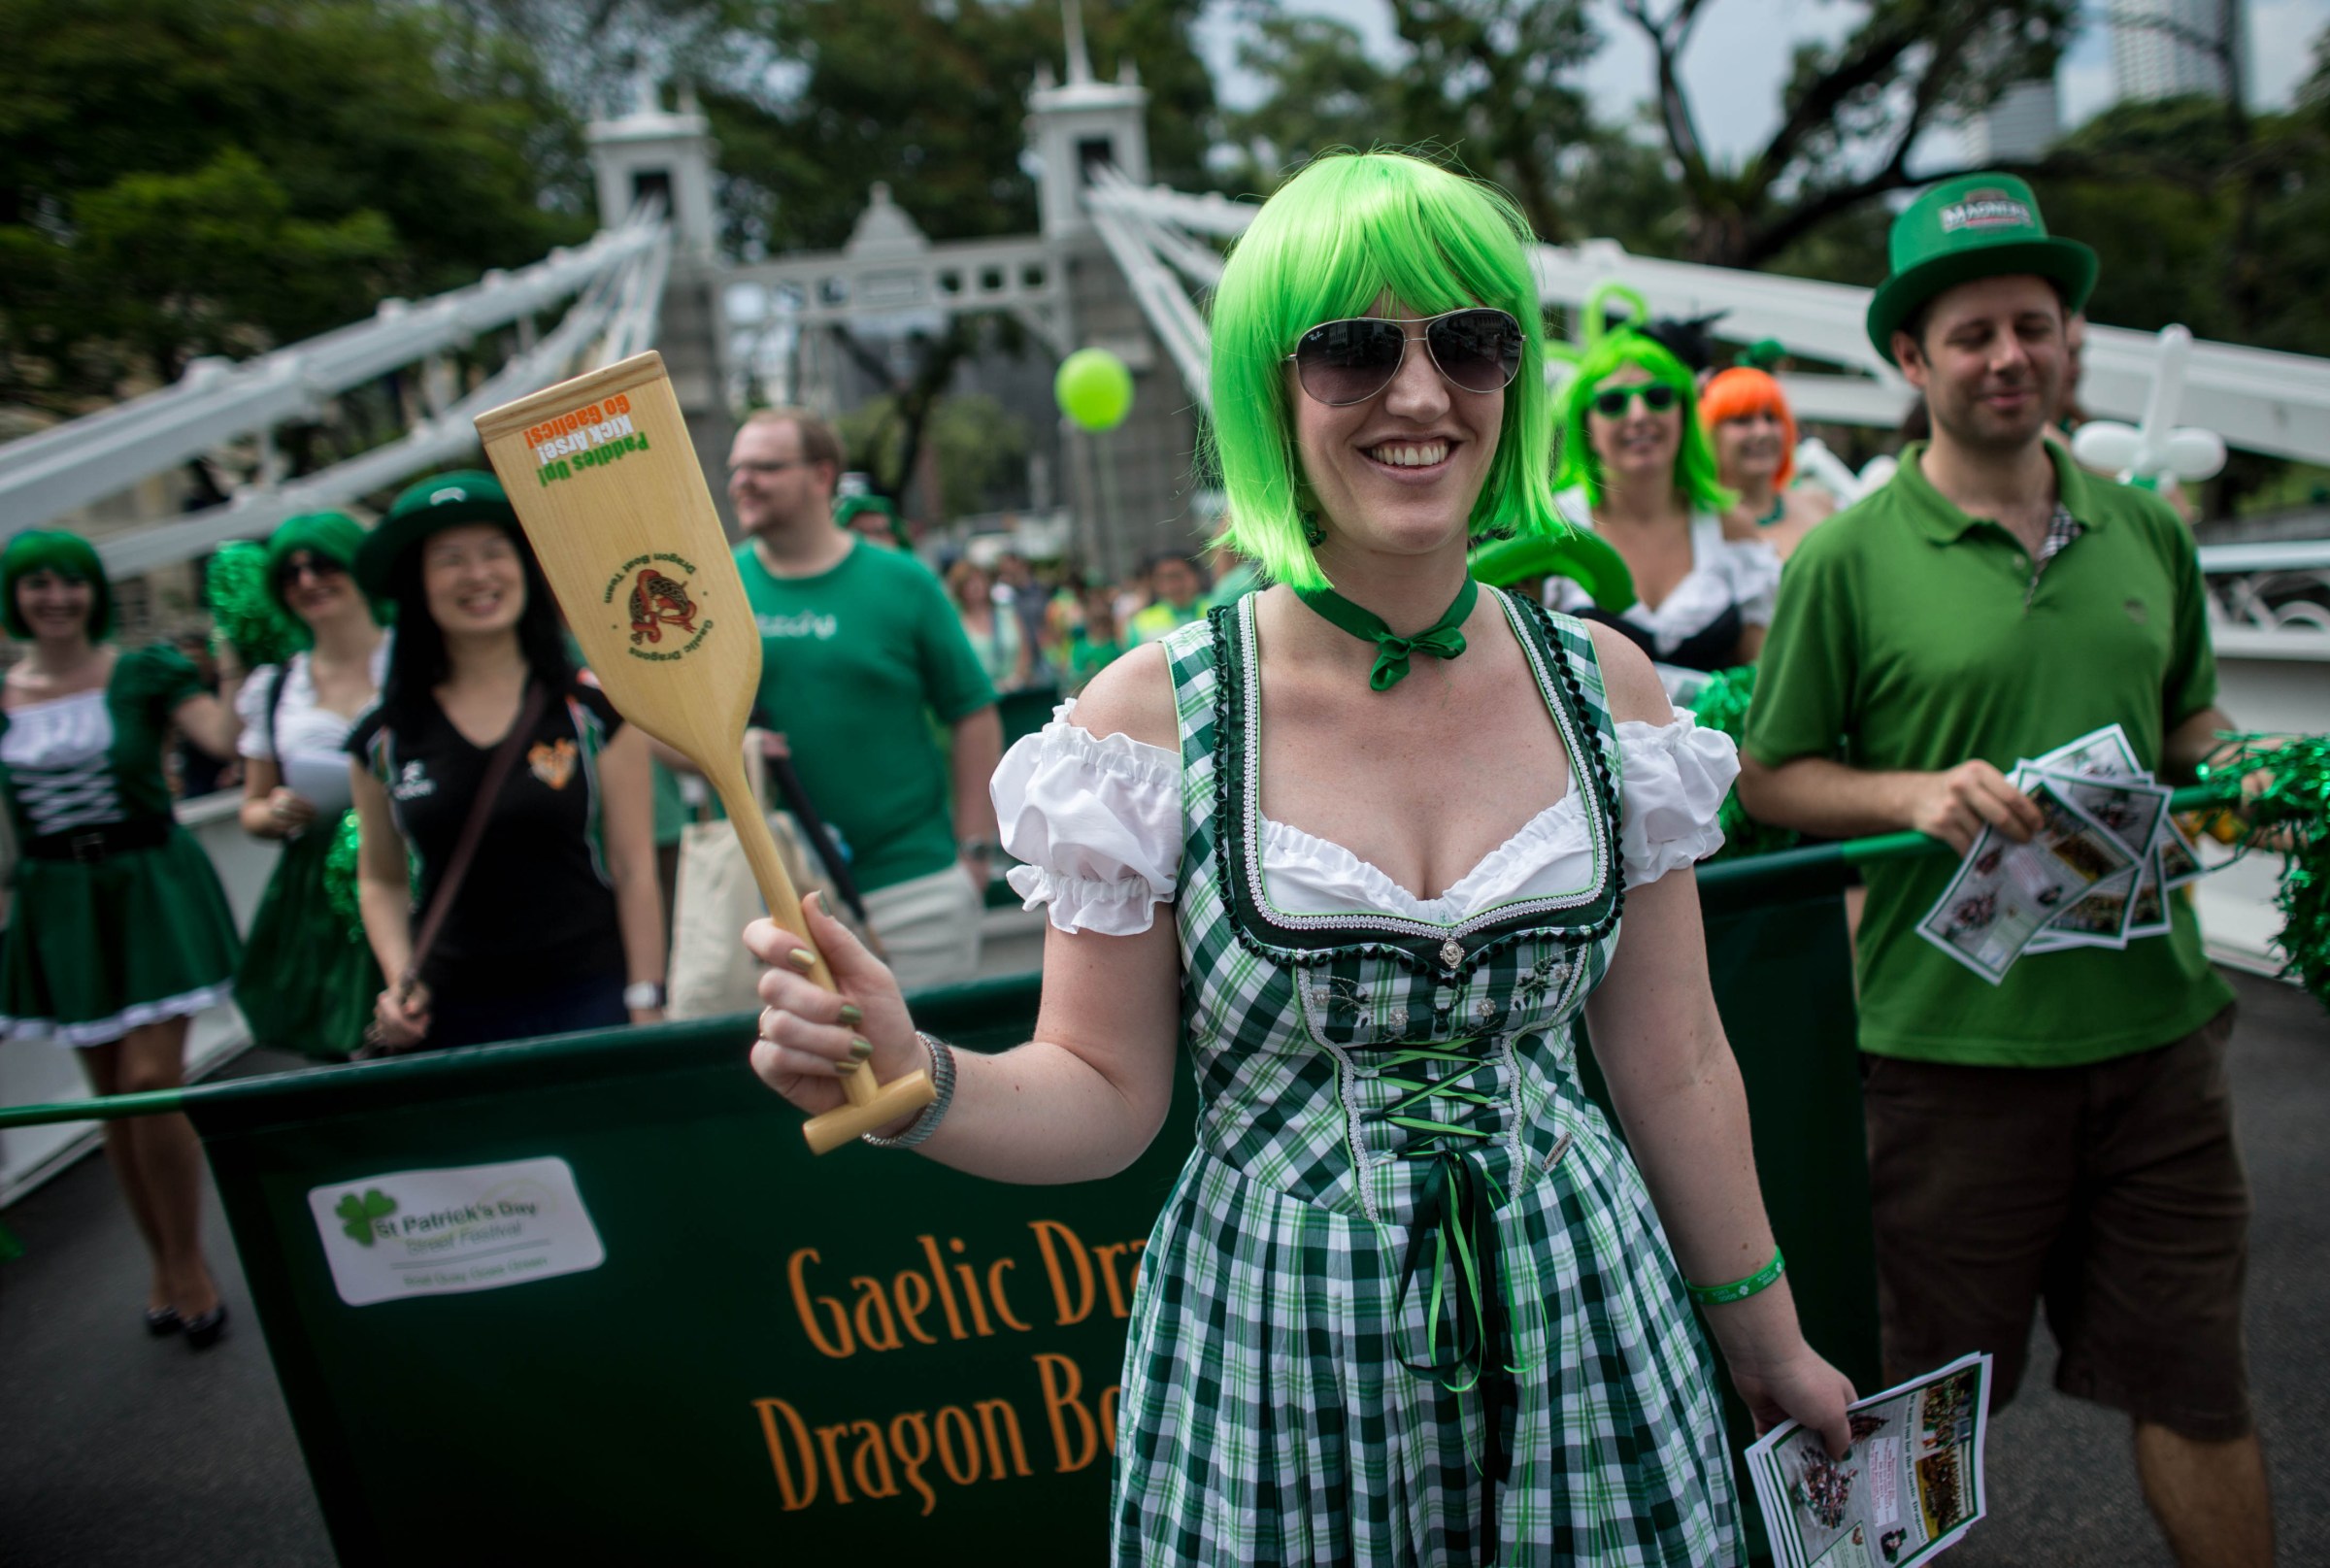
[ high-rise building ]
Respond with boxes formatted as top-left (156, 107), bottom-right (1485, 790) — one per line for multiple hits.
top-left (2112, 0), bottom-right (2246, 103)
top-left (1964, 77), bottom-right (2062, 162)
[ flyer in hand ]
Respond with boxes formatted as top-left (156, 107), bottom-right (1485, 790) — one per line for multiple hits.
top-left (1916, 779), bottom-right (2136, 983)
top-left (1747, 1352), bottom-right (1993, 1568)
top-left (1920, 724), bottom-right (2215, 981)
top-left (2014, 724), bottom-right (2197, 954)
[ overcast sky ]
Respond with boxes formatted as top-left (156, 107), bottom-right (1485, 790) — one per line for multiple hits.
top-left (1195, 0), bottom-right (2329, 166)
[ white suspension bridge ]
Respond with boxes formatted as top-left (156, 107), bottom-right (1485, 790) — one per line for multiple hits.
top-left (2, 24), bottom-right (2323, 1198)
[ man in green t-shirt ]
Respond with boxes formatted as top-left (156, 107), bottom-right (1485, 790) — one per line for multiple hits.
top-left (1740, 175), bottom-right (2272, 1565)
top-left (721, 409), bottom-right (1002, 990)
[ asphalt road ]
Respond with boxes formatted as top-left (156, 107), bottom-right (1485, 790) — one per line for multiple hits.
top-left (1, 966), bottom-right (2320, 1566)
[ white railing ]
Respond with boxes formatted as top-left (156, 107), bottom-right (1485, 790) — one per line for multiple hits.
top-left (2, 205), bottom-right (671, 578)
top-left (98, 229), bottom-right (671, 579)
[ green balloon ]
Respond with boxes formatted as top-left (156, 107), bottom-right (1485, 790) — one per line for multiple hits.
top-left (1055, 348), bottom-right (1135, 431)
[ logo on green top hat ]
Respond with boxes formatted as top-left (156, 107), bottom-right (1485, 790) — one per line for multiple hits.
top-left (1865, 173), bottom-right (2098, 366)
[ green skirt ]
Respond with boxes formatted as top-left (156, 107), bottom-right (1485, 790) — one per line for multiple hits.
top-left (0, 824), bottom-right (242, 1048)
top-left (235, 826), bottom-right (381, 1060)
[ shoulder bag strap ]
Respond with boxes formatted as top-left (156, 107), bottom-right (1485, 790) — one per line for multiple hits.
top-left (267, 662), bottom-right (292, 763)
top-left (394, 680), bottom-right (551, 997)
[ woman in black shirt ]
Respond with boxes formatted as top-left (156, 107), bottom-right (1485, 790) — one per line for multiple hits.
top-left (348, 471), bottom-right (664, 1051)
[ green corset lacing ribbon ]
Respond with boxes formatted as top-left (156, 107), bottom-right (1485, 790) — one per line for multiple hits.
top-left (1378, 1040), bottom-right (1541, 1553)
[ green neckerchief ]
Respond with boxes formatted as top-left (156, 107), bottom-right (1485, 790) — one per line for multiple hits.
top-left (1754, 495), bottom-right (1785, 528)
top-left (1293, 574), bottom-right (1479, 692)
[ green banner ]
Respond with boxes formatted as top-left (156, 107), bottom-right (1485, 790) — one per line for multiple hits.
top-left (148, 884), bottom-right (1877, 1564)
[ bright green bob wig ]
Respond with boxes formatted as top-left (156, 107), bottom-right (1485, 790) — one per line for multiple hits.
top-left (2, 529), bottom-right (114, 641)
top-left (1209, 151), bottom-right (1565, 591)
top-left (1553, 331), bottom-right (1734, 515)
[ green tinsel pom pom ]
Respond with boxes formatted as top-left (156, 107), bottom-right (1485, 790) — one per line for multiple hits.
top-left (2199, 733), bottom-right (2330, 1012)
top-left (321, 810), bottom-right (367, 947)
top-left (204, 543), bottom-right (299, 668)
top-left (1691, 665), bottom-right (1800, 862)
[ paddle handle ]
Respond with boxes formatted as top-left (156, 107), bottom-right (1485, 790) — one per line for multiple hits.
top-left (705, 755), bottom-right (840, 996)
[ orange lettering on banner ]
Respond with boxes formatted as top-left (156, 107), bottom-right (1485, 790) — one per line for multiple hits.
top-left (948, 1238), bottom-right (995, 1337)
top-left (1034, 1353), bottom-right (1104, 1473)
top-left (753, 1398), bottom-right (820, 1510)
top-left (974, 1396), bottom-right (1035, 1479)
top-left (1101, 1383), bottom-right (1121, 1452)
top-left (916, 1234), bottom-right (970, 1339)
top-left (850, 1276), bottom-right (903, 1351)
top-left (987, 1257), bottom-right (1033, 1332)
top-left (849, 1419), bottom-right (901, 1500)
top-left (935, 1407), bottom-right (982, 1485)
top-left (892, 1268), bottom-right (939, 1345)
top-left (787, 1248), bottom-right (854, 1358)
top-left (816, 1422), bottom-right (856, 1504)
top-left (1094, 1242), bottom-right (1135, 1319)
top-left (890, 1411), bottom-right (938, 1516)
top-left (1031, 1219), bottom-right (1095, 1325)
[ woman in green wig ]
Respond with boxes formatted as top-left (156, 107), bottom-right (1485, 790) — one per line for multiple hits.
top-left (1551, 332), bottom-right (1781, 684)
top-left (0, 530), bottom-right (243, 1347)
top-left (230, 512), bottom-right (389, 1059)
top-left (742, 150), bottom-right (1852, 1562)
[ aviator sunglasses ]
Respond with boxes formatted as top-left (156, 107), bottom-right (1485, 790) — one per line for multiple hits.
top-left (276, 552), bottom-right (349, 590)
top-left (1284, 308), bottom-right (1525, 408)
top-left (1589, 383), bottom-right (1681, 418)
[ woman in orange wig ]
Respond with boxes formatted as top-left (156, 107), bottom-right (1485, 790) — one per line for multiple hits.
top-left (1700, 367), bottom-right (1834, 560)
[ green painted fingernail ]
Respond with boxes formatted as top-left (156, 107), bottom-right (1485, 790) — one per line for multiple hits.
top-left (787, 948), bottom-right (816, 972)
top-left (838, 1004), bottom-right (864, 1026)
top-left (849, 1037), bottom-right (873, 1061)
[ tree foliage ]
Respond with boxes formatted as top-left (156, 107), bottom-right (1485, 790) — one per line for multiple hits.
top-left (1613, 0), bottom-right (2079, 265)
top-left (0, 0), bottom-right (592, 413)
top-left (704, 0), bottom-right (1215, 256)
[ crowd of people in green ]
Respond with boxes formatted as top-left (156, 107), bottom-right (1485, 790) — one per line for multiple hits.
top-left (0, 153), bottom-right (2279, 1566)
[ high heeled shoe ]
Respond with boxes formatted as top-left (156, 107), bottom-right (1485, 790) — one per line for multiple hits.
top-left (182, 1301), bottom-right (228, 1350)
top-left (145, 1305), bottom-right (182, 1336)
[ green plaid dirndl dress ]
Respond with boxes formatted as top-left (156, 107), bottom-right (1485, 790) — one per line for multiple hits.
top-left (1114, 594), bottom-right (1740, 1566)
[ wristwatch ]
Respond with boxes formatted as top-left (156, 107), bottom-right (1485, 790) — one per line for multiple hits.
top-left (622, 982), bottom-right (665, 1011)
top-left (958, 838), bottom-right (1001, 860)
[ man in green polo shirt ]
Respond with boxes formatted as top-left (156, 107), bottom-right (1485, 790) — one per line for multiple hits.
top-left (1740, 175), bottom-right (2272, 1567)
top-left (722, 408), bottom-right (1002, 989)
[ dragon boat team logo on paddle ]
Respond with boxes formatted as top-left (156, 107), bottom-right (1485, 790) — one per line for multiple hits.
top-left (525, 390), bottom-right (649, 486)
top-left (602, 550), bottom-right (715, 661)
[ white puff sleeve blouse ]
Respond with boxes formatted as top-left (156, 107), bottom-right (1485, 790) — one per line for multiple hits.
top-left (992, 701), bottom-right (1741, 937)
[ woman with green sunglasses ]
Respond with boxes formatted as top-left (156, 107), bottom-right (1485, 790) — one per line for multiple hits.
top-left (1552, 332), bottom-right (1781, 689)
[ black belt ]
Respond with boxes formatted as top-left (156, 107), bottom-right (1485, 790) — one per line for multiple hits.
top-left (23, 818), bottom-right (171, 863)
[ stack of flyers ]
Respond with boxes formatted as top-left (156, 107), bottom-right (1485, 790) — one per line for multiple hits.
top-left (1917, 777), bottom-right (2136, 984)
top-left (1918, 725), bottom-right (2212, 984)
top-left (2012, 724), bottom-right (2207, 954)
top-left (1746, 1352), bottom-right (1992, 1568)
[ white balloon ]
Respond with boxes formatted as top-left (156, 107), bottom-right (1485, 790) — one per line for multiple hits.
top-left (2072, 421), bottom-right (2143, 473)
top-left (2165, 428), bottom-right (2227, 482)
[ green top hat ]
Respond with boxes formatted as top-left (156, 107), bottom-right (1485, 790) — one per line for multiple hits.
top-left (355, 470), bottom-right (517, 597)
top-left (1865, 174), bottom-right (2097, 365)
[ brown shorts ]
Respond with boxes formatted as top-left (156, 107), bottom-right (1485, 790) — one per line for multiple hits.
top-left (1861, 1006), bottom-right (2252, 1441)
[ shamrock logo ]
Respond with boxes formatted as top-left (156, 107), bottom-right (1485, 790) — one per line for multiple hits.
top-left (334, 1188), bottom-right (398, 1247)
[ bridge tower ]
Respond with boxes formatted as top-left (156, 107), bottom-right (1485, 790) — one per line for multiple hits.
top-left (1027, 3), bottom-right (1208, 575)
top-left (587, 79), bottom-right (739, 525)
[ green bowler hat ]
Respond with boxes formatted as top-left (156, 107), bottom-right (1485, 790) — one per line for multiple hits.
top-left (1865, 173), bottom-right (2097, 365)
top-left (354, 469), bottom-right (518, 596)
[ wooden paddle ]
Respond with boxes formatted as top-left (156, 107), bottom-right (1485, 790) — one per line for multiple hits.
top-left (474, 350), bottom-right (935, 1154)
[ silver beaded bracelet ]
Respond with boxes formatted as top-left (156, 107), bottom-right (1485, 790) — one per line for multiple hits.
top-left (858, 1031), bottom-right (958, 1150)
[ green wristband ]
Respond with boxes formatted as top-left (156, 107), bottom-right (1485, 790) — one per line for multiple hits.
top-left (1688, 1246), bottom-right (1785, 1307)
